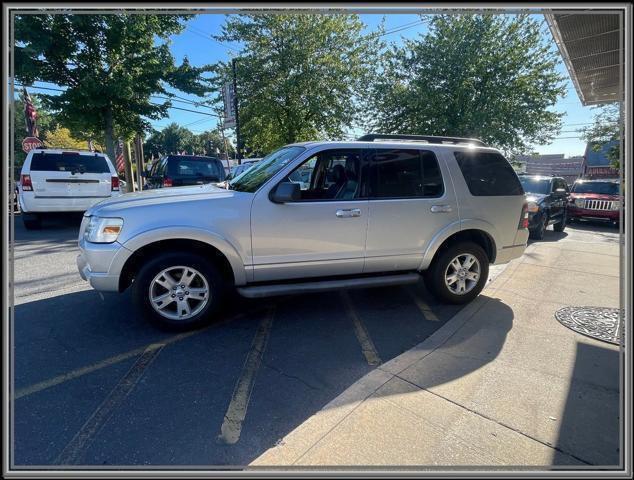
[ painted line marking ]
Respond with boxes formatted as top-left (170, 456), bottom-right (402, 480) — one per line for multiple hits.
top-left (341, 291), bottom-right (382, 366)
top-left (406, 288), bottom-right (440, 322)
top-left (55, 344), bottom-right (164, 465)
top-left (218, 306), bottom-right (275, 445)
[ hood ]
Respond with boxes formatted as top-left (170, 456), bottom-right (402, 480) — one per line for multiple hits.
top-left (525, 193), bottom-right (547, 203)
top-left (570, 192), bottom-right (621, 201)
top-left (87, 184), bottom-right (234, 216)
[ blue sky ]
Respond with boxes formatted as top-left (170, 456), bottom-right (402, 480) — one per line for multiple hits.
top-left (23, 12), bottom-right (595, 157)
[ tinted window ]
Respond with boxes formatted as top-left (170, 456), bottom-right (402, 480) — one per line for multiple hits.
top-left (519, 177), bottom-right (551, 195)
top-left (167, 156), bottom-right (225, 181)
top-left (30, 152), bottom-right (110, 173)
top-left (454, 151), bottom-right (524, 196)
top-left (370, 149), bottom-right (444, 198)
top-left (572, 181), bottom-right (620, 195)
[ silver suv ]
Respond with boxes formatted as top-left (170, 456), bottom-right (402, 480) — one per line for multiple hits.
top-left (77, 134), bottom-right (529, 329)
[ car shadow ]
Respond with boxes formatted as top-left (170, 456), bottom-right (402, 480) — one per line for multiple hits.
top-left (13, 213), bottom-right (82, 243)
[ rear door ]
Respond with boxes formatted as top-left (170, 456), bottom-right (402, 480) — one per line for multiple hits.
top-left (364, 147), bottom-right (458, 273)
top-left (28, 152), bottom-right (112, 199)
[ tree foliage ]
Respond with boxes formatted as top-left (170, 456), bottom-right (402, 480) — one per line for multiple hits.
top-left (144, 123), bottom-right (235, 158)
top-left (580, 103), bottom-right (621, 169)
top-left (15, 13), bottom-right (214, 161)
top-left (213, 14), bottom-right (381, 153)
top-left (13, 94), bottom-right (55, 166)
top-left (365, 14), bottom-right (567, 154)
top-left (43, 126), bottom-right (103, 151)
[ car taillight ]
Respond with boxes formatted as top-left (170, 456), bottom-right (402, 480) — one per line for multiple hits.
top-left (163, 177), bottom-right (173, 187)
top-left (21, 174), bottom-right (33, 191)
top-left (519, 202), bottom-right (529, 229)
top-left (111, 176), bottom-right (120, 191)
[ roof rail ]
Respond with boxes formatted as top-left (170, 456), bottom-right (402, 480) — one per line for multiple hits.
top-left (356, 134), bottom-right (487, 147)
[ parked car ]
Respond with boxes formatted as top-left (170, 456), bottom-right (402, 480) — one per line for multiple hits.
top-left (226, 159), bottom-right (261, 181)
top-left (144, 155), bottom-right (226, 189)
top-left (77, 134), bottom-right (529, 329)
top-left (18, 149), bottom-right (121, 229)
top-left (518, 174), bottom-right (569, 240)
top-left (568, 178), bottom-right (622, 226)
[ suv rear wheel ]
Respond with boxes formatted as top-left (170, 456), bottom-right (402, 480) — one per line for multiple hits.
top-left (132, 252), bottom-right (226, 330)
top-left (22, 212), bottom-right (42, 230)
top-left (425, 242), bottom-right (489, 304)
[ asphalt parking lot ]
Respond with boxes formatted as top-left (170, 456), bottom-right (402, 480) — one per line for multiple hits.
top-left (11, 213), bottom-right (620, 467)
top-left (11, 213), bottom-right (464, 467)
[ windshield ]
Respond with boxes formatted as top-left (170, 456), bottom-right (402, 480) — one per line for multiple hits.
top-left (229, 146), bottom-right (305, 192)
top-left (572, 181), bottom-right (620, 195)
top-left (519, 177), bottom-right (551, 195)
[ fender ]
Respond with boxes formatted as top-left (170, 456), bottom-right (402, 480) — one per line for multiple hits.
top-left (112, 226), bottom-right (248, 286)
top-left (418, 218), bottom-right (499, 271)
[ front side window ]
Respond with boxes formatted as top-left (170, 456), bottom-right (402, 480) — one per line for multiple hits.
top-left (370, 149), bottom-right (444, 198)
top-left (455, 151), bottom-right (524, 196)
top-left (230, 146), bottom-right (305, 193)
top-left (280, 149), bottom-right (364, 201)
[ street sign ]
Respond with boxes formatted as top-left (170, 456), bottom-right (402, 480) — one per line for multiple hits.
top-left (222, 82), bottom-right (236, 129)
top-left (22, 136), bottom-right (43, 153)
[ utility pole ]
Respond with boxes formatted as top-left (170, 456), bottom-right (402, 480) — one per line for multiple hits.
top-left (134, 134), bottom-right (144, 191)
top-left (219, 126), bottom-right (231, 174)
top-left (123, 140), bottom-right (135, 192)
top-left (232, 58), bottom-right (242, 165)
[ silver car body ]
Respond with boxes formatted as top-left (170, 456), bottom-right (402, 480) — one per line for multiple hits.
top-left (77, 140), bottom-right (528, 292)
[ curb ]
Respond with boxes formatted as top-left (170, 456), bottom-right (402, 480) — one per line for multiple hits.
top-left (252, 258), bottom-right (522, 466)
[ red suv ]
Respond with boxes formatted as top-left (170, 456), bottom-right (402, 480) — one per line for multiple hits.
top-left (568, 179), bottom-right (622, 226)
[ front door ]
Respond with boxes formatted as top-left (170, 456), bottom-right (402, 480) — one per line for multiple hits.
top-left (250, 148), bottom-right (369, 282)
top-left (364, 147), bottom-right (459, 272)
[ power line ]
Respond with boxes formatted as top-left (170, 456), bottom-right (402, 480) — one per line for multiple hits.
top-left (185, 27), bottom-right (241, 53)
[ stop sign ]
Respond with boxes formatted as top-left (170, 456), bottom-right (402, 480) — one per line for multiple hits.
top-left (22, 136), bottom-right (43, 154)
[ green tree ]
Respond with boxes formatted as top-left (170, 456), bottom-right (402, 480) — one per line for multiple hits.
top-left (580, 103), bottom-right (621, 169)
top-left (144, 124), bottom-right (235, 158)
top-left (15, 13), bottom-right (213, 161)
top-left (365, 14), bottom-right (567, 154)
top-left (213, 14), bottom-right (381, 153)
top-left (44, 125), bottom-right (102, 150)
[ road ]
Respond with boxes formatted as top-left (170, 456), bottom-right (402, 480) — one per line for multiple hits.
top-left (11, 213), bottom-right (475, 467)
top-left (11, 213), bottom-right (620, 466)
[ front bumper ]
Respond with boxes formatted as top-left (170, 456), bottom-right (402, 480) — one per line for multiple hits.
top-left (77, 237), bottom-right (127, 292)
top-left (568, 206), bottom-right (620, 221)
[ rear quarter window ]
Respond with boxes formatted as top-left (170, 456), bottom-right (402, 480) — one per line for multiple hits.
top-left (454, 151), bottom-right (524, 196)
top-left (29, 152), bottom-right (110, 174)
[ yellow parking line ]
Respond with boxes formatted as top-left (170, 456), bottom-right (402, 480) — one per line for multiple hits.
top-left (341, 291), bottom-right (382, 366)
top-left (55, 344), bottom-right (164, 465)
top-left (406, 288), bottom-right (440, 322)
top-left (218, 306), bottom-right (275, 445)
top-left (15, 330), bottom-right (200, 400)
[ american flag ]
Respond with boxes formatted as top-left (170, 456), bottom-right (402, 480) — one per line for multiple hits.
top-left (115, 139), bottom-right (125, 173)
top-left (23, 87), bottom-right (39, 138)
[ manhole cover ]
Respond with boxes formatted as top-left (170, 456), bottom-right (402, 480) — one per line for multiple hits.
top-left (555, 306), bottom-right (622, 345)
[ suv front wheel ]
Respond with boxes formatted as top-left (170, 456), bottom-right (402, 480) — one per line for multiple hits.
top-left (132, 252), bottom-right (225, 330)
top-left (425, 242), bottom-right (489, 304)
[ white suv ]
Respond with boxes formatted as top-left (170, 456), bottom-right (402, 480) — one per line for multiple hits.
top-left (77, 135), bottom-right (529, 330)
top-left (18, 149), bottom-right (121, 229)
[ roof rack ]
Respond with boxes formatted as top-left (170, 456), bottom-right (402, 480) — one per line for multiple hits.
top-left (356, 134), bottom-right (487, 147)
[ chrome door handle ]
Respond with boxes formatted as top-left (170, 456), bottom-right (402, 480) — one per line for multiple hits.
top-left (336, 208), bottom-right (361, 218)
top-left (430, 204), bottom-right (453, 213)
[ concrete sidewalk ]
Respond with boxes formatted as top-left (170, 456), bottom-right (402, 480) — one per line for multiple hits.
top-left (251, 232), bottom-right (621, 467)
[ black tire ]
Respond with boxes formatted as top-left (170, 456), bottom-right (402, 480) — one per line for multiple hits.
top-left (529, 214), bottom-right (547, 240)
top-left (424, 242), bottom-right (489, 305)
top-left (132, 251), bottom-right (228, 331)
top-left (22, 213), bottom-right (41, 230)
top-left (553, 210), bottom-right (567, 232)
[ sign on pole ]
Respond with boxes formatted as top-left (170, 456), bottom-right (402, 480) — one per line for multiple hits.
top-left (22, 136), bottom-right (43, 154)
top-left (222, 82), bottom-right (236, 129)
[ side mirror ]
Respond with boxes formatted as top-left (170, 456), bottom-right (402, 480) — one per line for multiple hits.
top-left (270, 182), bottom-right (300, 203)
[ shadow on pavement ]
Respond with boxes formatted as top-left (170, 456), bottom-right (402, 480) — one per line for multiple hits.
top-left (553, 341), bottom-right (620, 466)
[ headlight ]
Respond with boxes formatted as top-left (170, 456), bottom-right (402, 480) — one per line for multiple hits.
top-left (84, 216), bottom-right (123, 243)
top-left (611, 201), bottom-right (620, 211)
top-left (574, 198), bottom-right (585, 207)
top-left (527, 201), bottom-right (540, 213)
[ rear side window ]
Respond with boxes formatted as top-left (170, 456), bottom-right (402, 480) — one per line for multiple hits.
top-left (454, 151), bottom-right (524, 196)
top-left (370, 149), bottom-right (444, 198)
top-left (167, 157), bottom-right (225, 181)
top-left (29, 152), bottom-right (110, 174)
